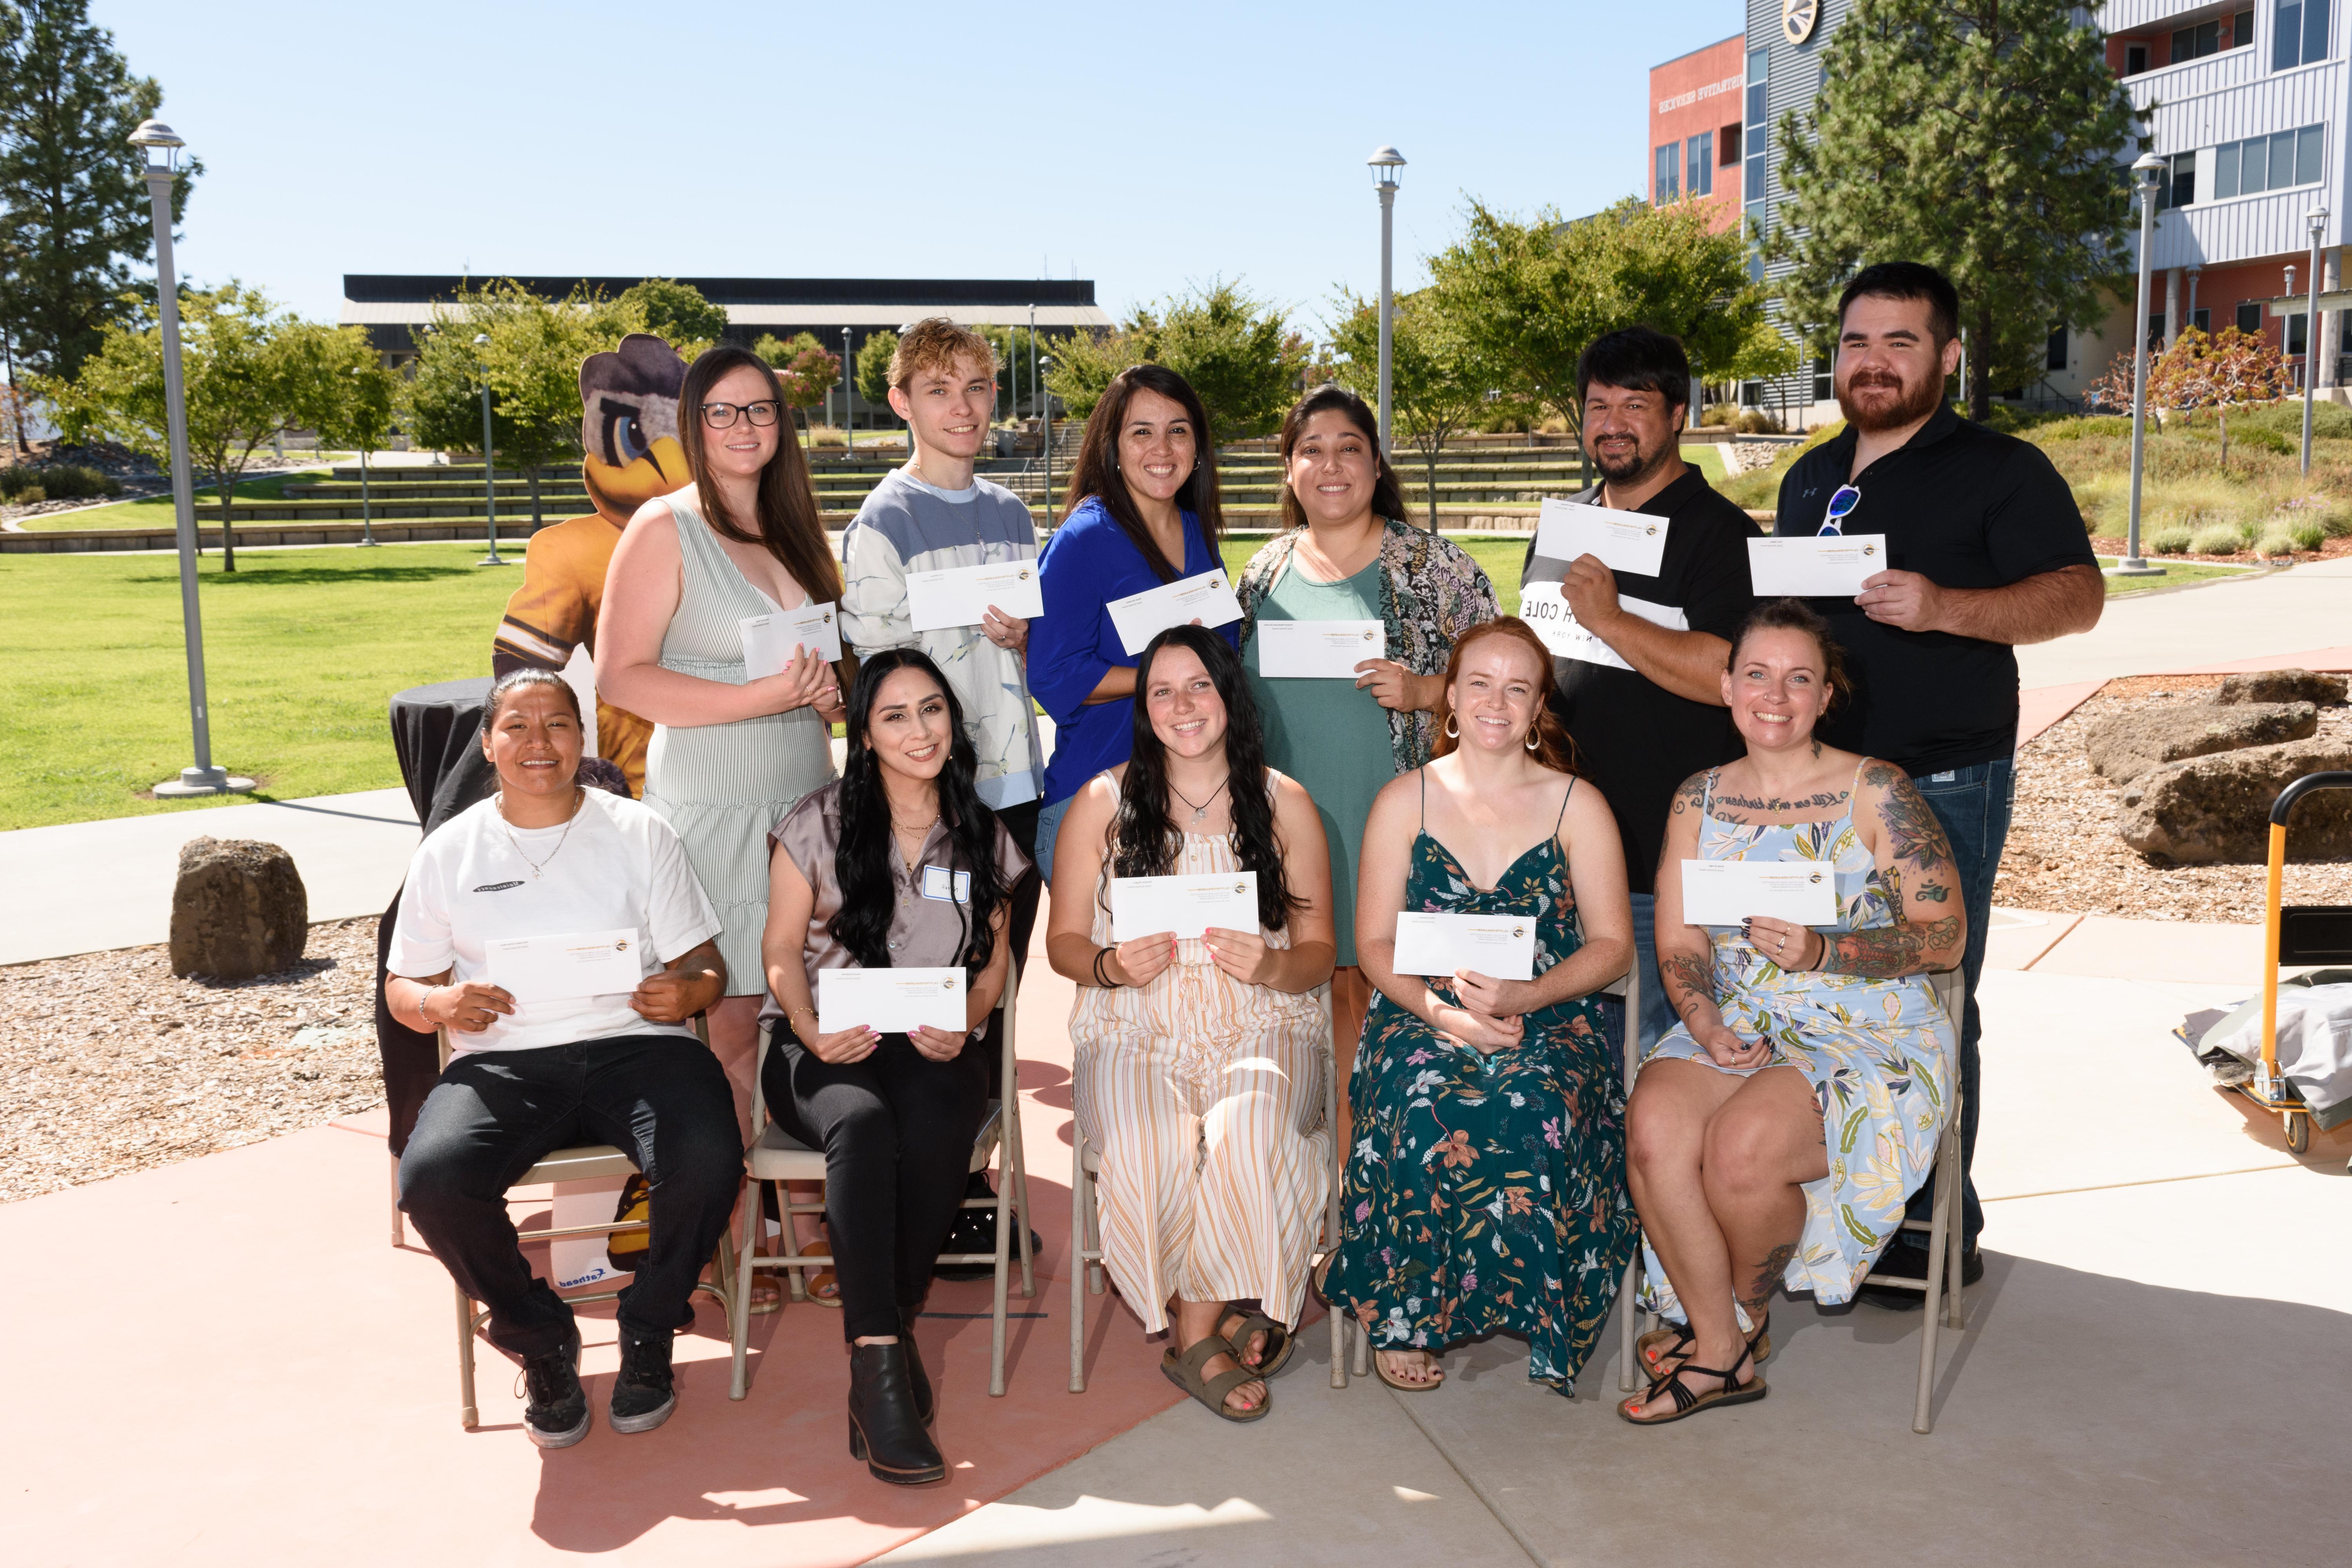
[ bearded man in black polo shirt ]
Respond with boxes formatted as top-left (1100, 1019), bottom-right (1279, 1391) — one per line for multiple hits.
top-left (1524, 325), bottom-right (1758, 1058)
top-left (1775, 263), bottom-right (2103, 1303)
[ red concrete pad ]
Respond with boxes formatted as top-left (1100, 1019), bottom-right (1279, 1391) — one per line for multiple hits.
top-left (2, 931), bottom-right (1187, 1565)
top-left (2018, 680), bottom-right (2106, 746)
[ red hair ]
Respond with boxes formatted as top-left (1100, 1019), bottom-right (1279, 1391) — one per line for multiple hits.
top-left (1431, 618), bottom-right (1579, 775)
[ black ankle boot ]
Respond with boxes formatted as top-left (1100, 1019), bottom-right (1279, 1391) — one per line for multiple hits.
top-left (847, 1342), bottom-right (944, 1485)
top-left (900, 1314), bottom-right (933, 1427)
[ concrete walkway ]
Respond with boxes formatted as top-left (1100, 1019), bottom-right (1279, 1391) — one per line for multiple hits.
top-left (2018, 554), bottom-right (2352, 686)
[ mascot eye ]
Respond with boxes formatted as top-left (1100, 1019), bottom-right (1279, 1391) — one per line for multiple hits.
top-left (598, 397), bottom-right (651, 466)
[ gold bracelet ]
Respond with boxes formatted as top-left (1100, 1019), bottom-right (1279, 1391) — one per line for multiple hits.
top-left (789, 1002), bottom-right (818, 1033)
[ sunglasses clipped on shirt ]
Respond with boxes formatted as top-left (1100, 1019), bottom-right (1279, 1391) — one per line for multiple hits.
top-left (700, 399), bottom-right (782, 430)
top-left (1819, 483), bottom-right (1861, 535)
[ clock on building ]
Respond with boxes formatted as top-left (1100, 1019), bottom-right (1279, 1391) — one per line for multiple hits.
top-left (1782, 0), bottom-right (1819, 46)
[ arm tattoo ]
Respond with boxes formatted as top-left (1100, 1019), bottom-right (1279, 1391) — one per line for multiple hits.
top-left (1862, 763), bottom-right (1953, 874)
top-left (1817, 763), bottom-right (1964, 976)
top-left (1741, 1243), bottom-right (1798, 1318)
top-left (1915, 881), bottom-right (1951, 902)
top-left (1659, 950), bottom-right (1716, 1023)
top-left (1667, 772), bottom-right (1708, 817)
top-left (1821, 913), bottom-right (1961, 978)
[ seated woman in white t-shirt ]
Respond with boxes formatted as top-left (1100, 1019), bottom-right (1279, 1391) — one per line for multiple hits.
top-left (387, 669), bottom-right (744, 1452)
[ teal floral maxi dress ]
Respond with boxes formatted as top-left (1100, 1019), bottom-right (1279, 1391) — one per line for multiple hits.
top-left (1323, 774), bottom-right (1638, 1392)
top-left (1637, 763), bottom-right (1955, 1324)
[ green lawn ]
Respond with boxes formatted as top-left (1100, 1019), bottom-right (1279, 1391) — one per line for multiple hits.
top-left (18, 467), bottom-right (333, 532)
top-left (0, 542), bottom-right (515, 831)
top-left (1681, 443), bottom-right (1728, 483)
top-left (2096, 557), bottom-right (2259, 595)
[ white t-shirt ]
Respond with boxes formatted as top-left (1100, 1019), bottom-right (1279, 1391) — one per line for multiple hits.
top-left (388, 790), bottom-right (724, 1055)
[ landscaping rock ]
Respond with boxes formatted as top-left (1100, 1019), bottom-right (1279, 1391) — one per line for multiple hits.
top-left (2117, 738), bottom-right (2352, 864)
top-left (2083, 701), bottom-right (2317, 783)
top-left (2214, 668), bottom-right (2347, 707)
top-left (168, 837), bottom-right (308, 980)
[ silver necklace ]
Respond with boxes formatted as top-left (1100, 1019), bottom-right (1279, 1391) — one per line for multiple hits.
top-left (498, 788), bottom-right (583, 879)
top-left (1168, 774), bottom-right (1230, 826)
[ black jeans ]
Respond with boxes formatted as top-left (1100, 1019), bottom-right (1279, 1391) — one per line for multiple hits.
top-left (762, 1025), bottom-right (988, 1341)
top-left (1901, 758), bottom-right (2014, 1254)
top-left (399, 1034), bottom-right (744, 1359)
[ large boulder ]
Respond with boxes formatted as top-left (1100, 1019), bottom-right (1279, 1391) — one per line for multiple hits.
top-left (169, 837), bottom-right (308, 979)
top-left (2117, 738), bottom-right (2352, 864)
top-left (2084, 701), bottom-right (2317, 784)
top-left (2215, 668), bottom-right (2347, 707)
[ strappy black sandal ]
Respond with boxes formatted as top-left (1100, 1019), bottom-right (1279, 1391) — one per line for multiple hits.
top-left (1617, 1340), bottom-right (1766, 1426)
top-left (1639, 1314), bottom-right (1771, 1378)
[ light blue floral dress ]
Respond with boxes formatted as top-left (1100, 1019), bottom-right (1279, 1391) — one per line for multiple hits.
top-left (1638, 763), bottom-right (1954, 1318)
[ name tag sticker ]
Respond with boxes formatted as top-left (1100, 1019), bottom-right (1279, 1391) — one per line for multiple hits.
top-left (921, 866), bottom-right (971, 904)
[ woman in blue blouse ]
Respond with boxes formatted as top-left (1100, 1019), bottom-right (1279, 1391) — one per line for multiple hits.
top-left (1031, 365), bottom-right (1240, 880)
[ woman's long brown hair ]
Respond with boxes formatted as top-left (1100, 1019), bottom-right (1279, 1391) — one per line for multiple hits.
top-left (1066, 364), bottom-right (1225, 582)
top-left (677, 345), bottom-right (840, 604)
top-left (1430, 617), bottom-right (1580, 775)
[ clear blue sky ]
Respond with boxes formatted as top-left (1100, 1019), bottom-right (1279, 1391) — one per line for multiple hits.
top-left (93, 0), bottom-right (1746, 335)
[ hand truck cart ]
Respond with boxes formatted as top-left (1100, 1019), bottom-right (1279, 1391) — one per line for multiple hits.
top-left (2245, 771), bottom-right (2352, 1155)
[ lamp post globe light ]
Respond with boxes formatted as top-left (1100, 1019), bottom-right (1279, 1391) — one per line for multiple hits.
top-left (472, 333), bottom-right (503, 565)
top-left (1367, 145), bottom-right (1405, 454)
top-left (2116, 150), bottom-right (2170, 579)
top-left (133, 119), bottom-right (252, 797)
top-left (2304, 205), bottom-right (2328, 474)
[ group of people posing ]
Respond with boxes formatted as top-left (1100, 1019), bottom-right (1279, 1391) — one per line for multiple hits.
top-left (386, 261), bottom-right (2103, 1479)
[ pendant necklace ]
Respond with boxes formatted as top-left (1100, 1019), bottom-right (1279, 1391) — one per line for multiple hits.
top-left (1167, 774), bottom-right (1230, 826)
top-left (498, 787), bottom-right (583, 879)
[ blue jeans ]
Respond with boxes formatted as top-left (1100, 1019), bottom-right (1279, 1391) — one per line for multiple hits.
top-left (1899, 757), bottom-right (2014, 1255)
top-left (1626, 891), bottom-right (1677, 1058)
top-left (1033, 793), bottom-right (1074, 887)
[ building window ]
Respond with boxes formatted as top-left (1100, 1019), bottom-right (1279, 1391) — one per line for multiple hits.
top-left (2174, 20), bottom-right (2222, 59)
top-left (1720, 123), bottom-right (1740, 164)
top-left (2167, 150), bottom-right (2198, 207)
top-left (1687, 132), bottom-right (1713, 196)
top-left (1746, 137), bottom-right (1768, 201)
top-left (2149, 313), bottom-right (2168, 348)
top-left (2047, 325), bottom-right (2069, 371)
top-left (1811, 363), bottom-right (1832, 402)
top-left (2274, 0), bottom-right (2332, 70)
top-left (2124, 42), bottom-right (2149, 74)
top-left (2232, 9), bottom-right (2256, 47)
top-left (2289, 311), bottom-right (2309, 354)
top-left (1655, 143), bottom-right (1679, 203)
top-left (1746, 48), bottom-right (1768, 130)
top-left (2238, 300), bottom-right (2264, 334)
top-left (2210, 122), bottom-right (2326, 197)
top-left (2193, 307), bottom-right (2213, 332)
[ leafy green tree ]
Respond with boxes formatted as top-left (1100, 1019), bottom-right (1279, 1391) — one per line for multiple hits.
top-left (1765, 0), bottom-right (2142, 418)
top-left (755, 330), bottom-right (840, 420)
top-left (615, 278), bottom-right (726, 362)
top-left (301, 332), bottom-right (398, 535)
top-left (1042, 308), bottom-right (1158, 425)
top-left (41, 281), bottom-right (336, 570)
top-left (1153, 281), bottom-right (1307, 445)
top-left (0, 0), bottom-right (195, 378)
top-left (854, 330), bottom-right (898, 430)
top-left (1430, 196), bottom-right (1791, 479)
top-left (1330, 288), bottom-right (1500, 528)
top-left (973, 323), bottom-right (1048, 418)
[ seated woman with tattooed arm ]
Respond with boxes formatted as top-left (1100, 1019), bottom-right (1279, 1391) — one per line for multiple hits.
top-left (1618, 599), bottom-right (1963, 1426)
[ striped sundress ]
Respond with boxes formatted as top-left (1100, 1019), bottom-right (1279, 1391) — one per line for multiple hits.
top-left (1071, 770), bottom-right (1333, 1334)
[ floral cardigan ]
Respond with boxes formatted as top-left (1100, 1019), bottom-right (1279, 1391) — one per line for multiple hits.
top-left (1234, 517), bottom-right (1499, 774)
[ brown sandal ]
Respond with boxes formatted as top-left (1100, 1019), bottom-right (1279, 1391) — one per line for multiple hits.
top-left (1217, 1308), bottom-right (1295, 1380)
top-left (1618, 1341), bottom-right (1766, 1425)
top-left (1160, 1334), bottom-right (1272, 1422)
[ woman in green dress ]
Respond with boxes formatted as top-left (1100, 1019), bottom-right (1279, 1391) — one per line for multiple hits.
top-left (1235, 385), bottom-right (1496, 1088)
top-left (1321, 618), bottom-right (1638, 1395)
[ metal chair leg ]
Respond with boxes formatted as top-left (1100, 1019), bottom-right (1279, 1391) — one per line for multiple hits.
top-left (1619, 1258), bottom-right (1644, 1394)
top-left (456, 1283), bottom-right (479, 1429)
top-left (1914, 1128), bottom-right (1955, 1435)
top-left (1007, 1098), bottom-right (1036, 1300)
top-left (1069, 1132), bottom-right (1089, 1394)
top-left (988, 1143), bottom-right (1014, 1397)
top-left (390, 1155), bottom-right (405, 1247)
top-left (729, 1178), bottom-right (760, 1401)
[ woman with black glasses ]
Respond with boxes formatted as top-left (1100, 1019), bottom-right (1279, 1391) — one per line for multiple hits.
top-left (601, 344), bottom-right (851, 1144)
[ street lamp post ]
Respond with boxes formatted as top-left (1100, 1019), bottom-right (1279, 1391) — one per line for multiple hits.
top-left (349, 363), bottom-right (377, 547)
top-left (2117, 151), bottom-right (2169, 579)
top-left (2304, 205), bottom-right (2328, 474)
top-left (841, 328), bottom-right (854, 452)
top-left (133, 120), bottom-right (250, 798)
top-left (1368, 146), bottom-right (1406, 454)
top-left (473, 333), bottom-right (503, 565)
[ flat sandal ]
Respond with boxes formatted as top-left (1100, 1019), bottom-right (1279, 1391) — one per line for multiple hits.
top-left (1640, 1314), bottom-right (1770, 1377)
top-left (1618, 1341), bottom-right (1766, 1426)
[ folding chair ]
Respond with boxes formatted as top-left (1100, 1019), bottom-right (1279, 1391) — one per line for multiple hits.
top-left (1069, 983), bottom-right (1345, 1392)
top-left (728, 985), bottom-right (1033, 1399)
top-left (1615, 967), bottom-right (1967, 1436)
top-left (430, 1018), bottom-right (739, 1429)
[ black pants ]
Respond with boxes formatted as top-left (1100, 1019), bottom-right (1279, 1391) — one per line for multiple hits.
top-left (978, 799), bottom-right (1042, 1101)
top-left (762, 1025), bottom-right (987, 1341)
top-left (399, 1034), bottom-right (744, 1358)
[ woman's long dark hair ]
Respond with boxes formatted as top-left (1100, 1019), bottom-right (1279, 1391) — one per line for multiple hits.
top-left (833, 650), bottom-right (1010, 976)
top-left (1277, 383), bottom-right (1408, 532)
top-left (1111, 624), bottom-right (1301, 932)
top-left (1067, 364), bottom-right (1225, 582)
top-left (677, 344), bottom-right (841, 606)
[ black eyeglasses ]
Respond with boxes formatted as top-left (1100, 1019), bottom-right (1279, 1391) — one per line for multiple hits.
top-left (1820, 483), bottom-right (1861, 535)
top-left (701, 399), bottom-right (781, 430)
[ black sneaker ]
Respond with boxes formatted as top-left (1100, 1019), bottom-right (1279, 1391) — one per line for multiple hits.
top-left (610, 1327), bottom-right (678, 1434)
top-left (520, 1327), bottom-right (590, 1449)
top-left (1855, 1246), bottom-right (1985, 1311)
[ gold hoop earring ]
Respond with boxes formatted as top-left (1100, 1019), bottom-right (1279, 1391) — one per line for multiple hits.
top-left (1443, 713), bottom-right (1459, 740)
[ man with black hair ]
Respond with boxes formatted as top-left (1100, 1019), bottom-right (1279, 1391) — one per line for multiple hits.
top-left (1774, 261), bottom-right (2103, 1303)
top-left (1523, 325), bottom-right (1757, 1056)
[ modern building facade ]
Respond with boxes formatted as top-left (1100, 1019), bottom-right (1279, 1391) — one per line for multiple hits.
top-left (1649, 33), bottom-right (1747, 231)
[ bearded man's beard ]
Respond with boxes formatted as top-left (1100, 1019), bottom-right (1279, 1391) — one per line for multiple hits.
top-left (1592, 430), bottom-right (1669, 485)
top-left (1837, 361), bottom-right (1946, 433)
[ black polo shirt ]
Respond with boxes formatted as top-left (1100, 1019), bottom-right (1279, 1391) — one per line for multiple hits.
top-left (1523, 467), bottom-right (1756, 897)
top-left (1774, 406), bottom-right (2094, 777)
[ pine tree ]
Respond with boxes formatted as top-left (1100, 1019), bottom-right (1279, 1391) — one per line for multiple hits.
top-left (0, 0), bottom-right (194, 379)
top-left (1765, 0), bottom-right (2143, 418)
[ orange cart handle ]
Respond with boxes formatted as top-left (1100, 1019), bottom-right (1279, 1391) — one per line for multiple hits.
top-left (2261, 772), bottom-right (2352, 1094)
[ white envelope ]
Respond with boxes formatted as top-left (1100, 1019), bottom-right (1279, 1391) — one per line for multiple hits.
top-left (906, 561), bottom-right (1045, 632)
top-left (1256, 618), bottom-right (1384, 678)
top-left (739, 601), bottom-right (843, 677)
top-left (1533, 496), bottom-right (1669, 577)
top-left (1679, 860), bottom-right (1840, 927)
top-left (1746, 535), bottom-right (1888, 597)
top-left (1391, 911), bottom-right (1538, 982)
top-left (1106, 570), bottom-right (1243, 655)
top-left (483, 928), bottom-right (645, 1003)
top-left (1516, 584), bottom-right (1689, 671)
top-left (817, 966), bottom-right (967, 1034)
top-left (1110, 871), bottom-right (1259, 941)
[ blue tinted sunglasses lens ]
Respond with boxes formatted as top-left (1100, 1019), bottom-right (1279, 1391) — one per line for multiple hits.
top-left (1826, 486), bottom-right (1860, 518)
